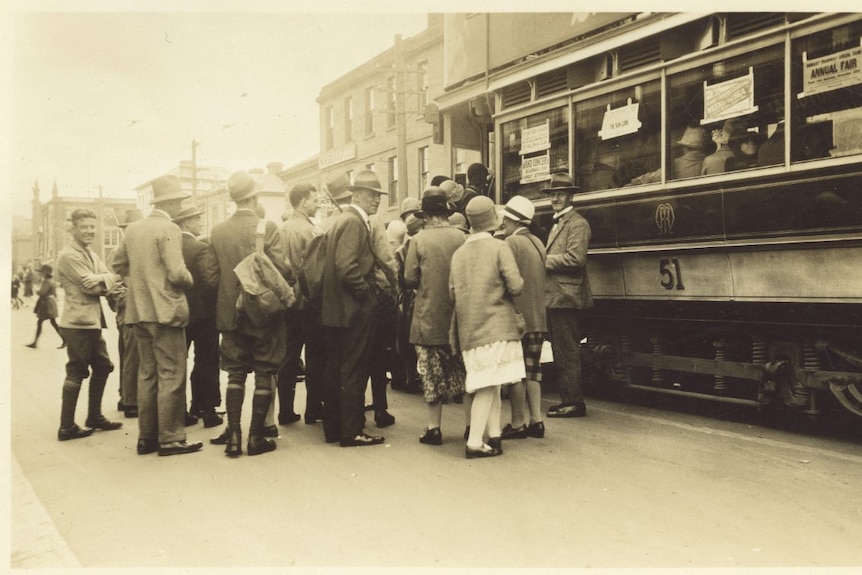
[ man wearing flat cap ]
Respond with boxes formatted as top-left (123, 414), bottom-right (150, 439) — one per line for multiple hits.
top-left (174, 203), bottom-right (221, 428)
top-left (542, 171), bottom-right (593, 419)
top-left (112, 175), bottom-right (200, 456)
top-left (208, 170), bottom-right (294, 457)
top-left (320, 169), bottom-right (391, 447)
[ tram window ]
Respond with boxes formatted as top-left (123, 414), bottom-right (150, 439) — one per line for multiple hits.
top-left (574, 80), bottom-right (661, 191)
top-left (792, 21), bottom-right (862, 162)
top-left (667, 44), bottom-right (785, 179)
top-left (500, 106), bottom-right (569, 203)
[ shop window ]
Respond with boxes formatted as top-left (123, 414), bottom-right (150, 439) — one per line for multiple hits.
top-left (500, 106), bottom-right (569, 203)
top-left (666, 44), bottom-right (784, 179)
top-left (575, 80), bottom-right (661, 191)
top-left (791, 21), bottom-right (862, 162)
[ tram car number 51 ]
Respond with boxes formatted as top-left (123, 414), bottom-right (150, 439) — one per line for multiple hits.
top-left (659, 258), bottom-right (685, 291)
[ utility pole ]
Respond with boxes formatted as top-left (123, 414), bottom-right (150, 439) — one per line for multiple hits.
top-left (394, 35), bottom-right (408, 205)
top-left (191, 139), bottom-right (199, 200)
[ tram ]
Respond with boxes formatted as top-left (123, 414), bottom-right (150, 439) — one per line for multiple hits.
top-left (440, 13), bottom-right (862, 419)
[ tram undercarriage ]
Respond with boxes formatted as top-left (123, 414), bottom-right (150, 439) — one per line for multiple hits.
top-left (580, 301), bottom-right (862, 420)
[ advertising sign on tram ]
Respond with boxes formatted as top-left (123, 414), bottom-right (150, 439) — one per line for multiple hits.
top-left (801, 41), bottom-right (862, 98)
top-left (520, 152), bottom-right (550, 184)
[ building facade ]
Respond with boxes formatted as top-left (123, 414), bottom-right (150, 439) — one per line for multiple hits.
top-left (314, 15), bottom-right (460, 223)
top-left (31, 181), bottom-right (136, 268)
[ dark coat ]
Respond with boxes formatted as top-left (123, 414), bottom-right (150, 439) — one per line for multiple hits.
top-left (34, 277), bottom-right (58, 320)
top-left (320, 206), bottom-right (376, 328)
top-left (209, 208), bottom-right (293, 332)
top-left (180, 232), bottom-right (219, 323)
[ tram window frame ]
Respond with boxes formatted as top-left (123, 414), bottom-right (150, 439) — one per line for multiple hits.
top-left (574, 78), bottom-right (662, 192)
top-left (791, 20), bottom-right (862, 163)
top-left (499, 104), bottom-right (570, 203)
top-left (666, 43), bottom-right (785, 180)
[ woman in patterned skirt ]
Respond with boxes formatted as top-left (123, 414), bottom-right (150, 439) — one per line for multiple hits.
top-left (404, 186), bottom-right (466, 445)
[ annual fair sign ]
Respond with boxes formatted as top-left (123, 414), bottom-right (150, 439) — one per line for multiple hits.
top-left (801, 43), bottom-right (862, 98)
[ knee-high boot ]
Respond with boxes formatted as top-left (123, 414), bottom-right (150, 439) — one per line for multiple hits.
top-left (224, 383), bottom-right (244, 456)
top-left (85, 373), bottom-right (121, 429)
top-left (60, 379), bottom-right (82, 430)
top-left (248, 378), bottom-right (276, 456)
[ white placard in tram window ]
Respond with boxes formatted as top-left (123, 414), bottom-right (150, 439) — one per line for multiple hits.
top-left (598, 101), bottom-right (641, 140)
top-left (799, 41), bottom-right (862, 99)
top-left (702, 67), bottom-right (758, 125)
top-left (520, 121), bottom-right (551, 155)
top-left (520, 152), bottom-right (551, 184)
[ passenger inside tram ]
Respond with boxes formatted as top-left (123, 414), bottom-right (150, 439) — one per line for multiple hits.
top-left (728, 128), bottom-right (766, 170)
top-left (701, 118), bottom-right (740, 175)
top-left (672, 125), bottom-right (713, 179)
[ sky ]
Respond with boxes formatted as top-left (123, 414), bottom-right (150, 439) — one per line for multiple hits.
top-left (5, 8), bottom-right (429, 217)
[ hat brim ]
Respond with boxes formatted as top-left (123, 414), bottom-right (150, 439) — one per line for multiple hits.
top-left (151, 191), bottom-right (192, 204)
top-left (330, 190), bottom-right (353, 202)
top-left (173, 210), bottom-right (204, 223)
top-left (399, 208), bottom-right (419, 219)
top-left (347, 184), bottom-right (388, 195)
top-left (502, 212), bottom-right (531, 225)
top-left (541, 186), bottom-right (579, 195)
top-left (415, 202), bottom-right (456, 220)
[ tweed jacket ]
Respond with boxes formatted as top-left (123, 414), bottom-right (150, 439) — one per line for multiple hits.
top-left (544, 207), bottom-right (594, 310)
top-left (180, 232), bottom-right (219, 323)
top-left (404, 224), bottom-right (465, 346)
top-left (57, 240), bottom-right (115, 329)
top-left (209, 208), bottom-right (294, 332)
top-left (506, 228), bottom-right (548, 334)
top-left (111, 211), bottom-right (193, 327)
top-left (449, 233), bottom-right (524, 354)
top-left (320, 206), bottom-right (377, 329)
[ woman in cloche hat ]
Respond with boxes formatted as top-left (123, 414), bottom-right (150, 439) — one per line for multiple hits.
top-left (449, 196), bottom-right (526, 459)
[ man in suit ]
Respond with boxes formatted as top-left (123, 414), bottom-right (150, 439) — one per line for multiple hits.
top-left (320, 169), bottom-right (389, 447)
top-left (277, 183), bottom-right (322, 425)
top-left (112, 175), bottom-right (201, 456)
top-left (542, 171), bottom-right (594, 418)
top-left (174, 204), bottom-right (222, 428)
top-left (55, 208), bottom-right (124, 441)
top-left (208, 170), bottom-right (294, 457)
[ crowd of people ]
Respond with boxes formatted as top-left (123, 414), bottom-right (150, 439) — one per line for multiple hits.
top-left (30, 162), bottom-right (594, 460)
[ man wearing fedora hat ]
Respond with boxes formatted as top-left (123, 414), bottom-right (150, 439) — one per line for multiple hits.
top-left (542, 171), bottom-right (593, 419)
top-left (112, 175), bottom-right (200, 456)
top-left (56, 208), bottom-right (125, 441)
top-left (673, 125), bottom-right (712, 179)
top-left (174, 202), bottom-right (222, 428)
top-left (208, 170), bottom-right (294, 457)
top-left (319, 169), bottom-right (390, 447)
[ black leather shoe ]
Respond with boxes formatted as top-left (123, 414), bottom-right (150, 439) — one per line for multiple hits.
top-left (247, 435), bottom-right (277, 456)
top-left (374, 410), bottom-right (395, 428)
top-left (124, 406), bottom-right (138, 418)
top-left (158, 440), bottom-right (203, 456)
top-left (547, 402), bottom-right (586, 418)
top-left (210, 428), bottom-right (230, 445)
top-left (487, 437), bottom-right (503, 453)
top-left (184, 412), bottom-right (199, 426)
top-left (58, 424), bottom-right (93, 441)
top-left (137, 438), bottom-right (158, 455)
top-left (278, 412), bottom-right (301, 425)
top-left (465, 444), bottom-right (502, 459)
top-left (419, 427), bottom-right (442, 446)
top-left (225, 428), bottom-right (242, 457)
top-left (340, 432), bottom-right (384, 447)
top-left (527, 421), bottom-right (545, 438)
top-left (85, 416), bottom-right (123, 431)
top-left (501, 423), bottom-right (528, 440)
top-left (202, 411), bottom-right (223, 428)
top-left (262, 424), bottom-right (279, 438)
